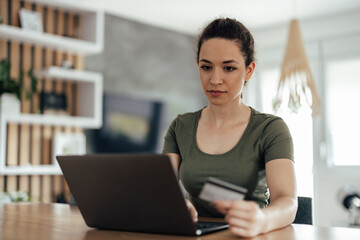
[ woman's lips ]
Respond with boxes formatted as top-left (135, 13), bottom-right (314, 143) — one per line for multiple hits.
top-left (207, 90), bottom-right (226, 97)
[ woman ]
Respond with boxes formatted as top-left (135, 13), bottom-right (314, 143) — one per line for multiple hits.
top-left (162, 18), bottom-right (297, 237)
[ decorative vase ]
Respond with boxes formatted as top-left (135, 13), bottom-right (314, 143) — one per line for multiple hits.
top-left (0, 93), bottom-right (21, 116)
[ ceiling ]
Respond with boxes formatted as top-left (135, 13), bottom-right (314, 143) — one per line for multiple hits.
top-left (75, 0), bottom-right (360, 35)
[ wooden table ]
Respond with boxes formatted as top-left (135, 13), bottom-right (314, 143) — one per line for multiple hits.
top-left (1, 203), bottom-right (360, 240)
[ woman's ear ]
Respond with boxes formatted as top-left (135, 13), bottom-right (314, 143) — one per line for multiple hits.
top-left (245, 62), bottom-right (256, 81)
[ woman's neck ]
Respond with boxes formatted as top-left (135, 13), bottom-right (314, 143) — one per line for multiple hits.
top-left (202, 100), bottom-right (250, 128)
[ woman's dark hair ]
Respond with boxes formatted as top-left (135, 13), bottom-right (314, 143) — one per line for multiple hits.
top-left (196, 18), bottom-right (255, 67)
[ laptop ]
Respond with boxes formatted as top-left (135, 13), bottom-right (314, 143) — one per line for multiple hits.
top-left (57, 154), bottom-right (228, 236)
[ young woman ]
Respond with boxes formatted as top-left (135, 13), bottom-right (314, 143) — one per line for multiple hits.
top-left (162, 18), bottom-right (297, 238)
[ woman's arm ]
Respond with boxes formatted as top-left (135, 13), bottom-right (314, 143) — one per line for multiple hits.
top-left (165, 153), bottom-right (181, 177)
top-left (262, 158), bottom-right (297, 231)
top-left (165, 153), bottom-right (198, 222)
top-left (213, 158), bottom-right (297, 237)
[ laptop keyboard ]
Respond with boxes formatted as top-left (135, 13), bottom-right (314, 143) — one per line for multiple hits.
top-left (197, 221), bottom-right (226, 229)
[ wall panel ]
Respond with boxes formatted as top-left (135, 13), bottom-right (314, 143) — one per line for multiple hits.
top-left (1, 0), bottom-right (82, 203)
top-left (4, 0), bottom-right (22, 196)
top-left (0, 0), bottom-right (8, 25)
top-left (0, 0), bottom-right (7, 192)
top-left (29, 3), bottom-right (44, 201)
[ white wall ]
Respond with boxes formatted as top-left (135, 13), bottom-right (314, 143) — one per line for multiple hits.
top-left (250, 9), bottom-right (360, 226)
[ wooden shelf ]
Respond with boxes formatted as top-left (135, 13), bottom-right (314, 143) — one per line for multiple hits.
top-left (0, 24), bottom-right (102, 56)
top-left (0, 0), bottom-right (104, 56)
top-left (4, 114), bottom-right (101, 128)
top-left (36, 66), bottom-right (102, 83)
top-left (0, 164), bottom-right (62, 175)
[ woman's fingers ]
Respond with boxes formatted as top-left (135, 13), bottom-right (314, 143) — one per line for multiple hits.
top-left (190, 205), bottom-right (198, 222)
top-left (213, 200), bottom-right (258, 214)
top-left (213, 200), bottom-right (266, 237)
top-left (212, 200), bottom-right (233, 214)
top-left (226, 213), bottom-right (260, 238)
top-left (226, 213), bottom-right (250, 228)
top-left (229, 225), bottom-right (258, 238)
top-left (185, 199), bottom-right (198, 222)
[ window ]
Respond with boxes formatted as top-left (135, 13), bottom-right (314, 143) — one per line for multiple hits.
top-left (325, 58), bottom-right (360, 166)
top-left (258, 69), bottom-right (314, 197)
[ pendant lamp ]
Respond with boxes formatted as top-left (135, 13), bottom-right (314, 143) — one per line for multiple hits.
top-left (273, 19), bottom-right (321, 116)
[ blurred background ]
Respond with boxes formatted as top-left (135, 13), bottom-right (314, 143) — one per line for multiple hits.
top-left (0, 0), bottom-right (359, 229)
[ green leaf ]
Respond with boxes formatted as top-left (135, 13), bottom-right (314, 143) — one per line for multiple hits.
top-left (28, 69), bottom-right (38, 93)
top-left (0, 58), bottom-right (38, 101)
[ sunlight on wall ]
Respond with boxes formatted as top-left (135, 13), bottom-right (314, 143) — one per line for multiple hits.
top-left (326, 58), bottom-right (360, 166)
top-left (259, 69), bottom-right (314, 197)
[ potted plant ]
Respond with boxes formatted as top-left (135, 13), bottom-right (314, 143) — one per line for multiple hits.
top-left (0, 191), bottom-right (30, 203)
top-left (0, 59), bottom-right (38, 114)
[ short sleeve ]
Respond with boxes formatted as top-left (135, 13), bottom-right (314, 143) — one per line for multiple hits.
top-left (162, 117), bottom-right (180, 154)
top-left (261, 118), bottom-right (294, 163)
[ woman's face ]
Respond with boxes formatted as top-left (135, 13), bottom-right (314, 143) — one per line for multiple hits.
top-left (197, 38), bottom-right (255, 107)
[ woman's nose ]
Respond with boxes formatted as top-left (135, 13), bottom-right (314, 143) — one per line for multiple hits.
top-left (209, 69), bottom-right (223, 85)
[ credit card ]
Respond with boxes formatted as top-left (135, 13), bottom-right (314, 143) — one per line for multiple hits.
top-left (199, 177), bottom-right (248, 202)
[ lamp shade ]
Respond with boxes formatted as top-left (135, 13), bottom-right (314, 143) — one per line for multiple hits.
top-left (273, 19), bottom-right (321, 116)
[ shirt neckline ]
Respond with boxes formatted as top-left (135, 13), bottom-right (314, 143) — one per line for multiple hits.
top-left (193, 106), bottom-right (254, 158)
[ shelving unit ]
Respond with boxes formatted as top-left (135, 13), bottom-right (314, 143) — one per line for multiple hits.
top-left (0, 0), bottom-right (104, 56)
top-left (36, 66), bottom-right (103, 127)
top-left (0, 66), bottom-right (103, 175)
top-left (0, 0), bottom-right (105, 176)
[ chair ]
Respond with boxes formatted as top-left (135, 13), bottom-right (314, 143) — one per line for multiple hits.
top-left (69, 194), bottom-right (77, 206)
top-left (293, 196), bottom-right (313, 225)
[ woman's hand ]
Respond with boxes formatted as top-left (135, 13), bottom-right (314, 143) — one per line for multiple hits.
top-left (213, 200), bottom-right (266, 238)
top-left (185, 199), bottom-right (198, 222)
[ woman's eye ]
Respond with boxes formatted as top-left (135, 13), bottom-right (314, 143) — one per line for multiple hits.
top-left (200, 65), bottom-right (212, 71)
top-left (224, 66), bottom-right (236, 72)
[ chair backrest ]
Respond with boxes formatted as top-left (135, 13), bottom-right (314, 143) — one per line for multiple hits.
top-left (293, 196), bottom-right (313, 225)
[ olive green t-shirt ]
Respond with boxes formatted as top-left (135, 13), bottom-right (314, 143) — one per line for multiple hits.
top-left (162, 107), bottom-right (294, 217)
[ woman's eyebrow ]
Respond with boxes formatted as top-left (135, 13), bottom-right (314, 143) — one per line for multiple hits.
top-left (199, 59), bottom-right (239, 64)
top-left (222, 60), bottom-right (239, 64)
top-left (199, 59), bottom-right (212, 63)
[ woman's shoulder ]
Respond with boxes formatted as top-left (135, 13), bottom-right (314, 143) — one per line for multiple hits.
top-left (250, 107), bottom-right (284, 122)
top-left (173, 109), bottom-right (202, 123)
top-left (249, 107), bottom-right (289, 131)
top-left (167, 109), bottom-right (202, 132)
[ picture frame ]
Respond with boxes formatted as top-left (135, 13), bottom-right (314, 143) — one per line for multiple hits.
top-left (52, 132), bottom-right (86, 166)
top-left (19, 8), bottom-right (43, 32)
top-left (41, 92), bottom-right (68, 115)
